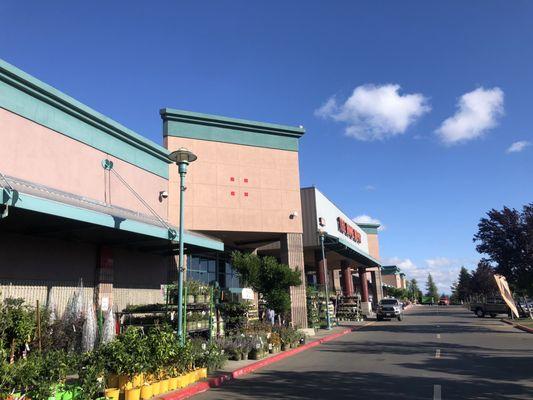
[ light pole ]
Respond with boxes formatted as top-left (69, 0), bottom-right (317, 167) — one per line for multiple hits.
top-left (169, 147), bottom-right (197, 344)
top-left (318, 230), bottom-right (332, 330)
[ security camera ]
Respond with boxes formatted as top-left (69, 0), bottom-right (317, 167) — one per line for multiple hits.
top-left (290, 211), bottom-right (299, 219)
top-left (159, 191), bottom-right (169, 200)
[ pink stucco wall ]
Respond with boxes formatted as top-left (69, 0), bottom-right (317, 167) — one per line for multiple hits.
top-left (0, 108), bottom-right (167, 218)
top-left (165, 136), bottom-right (303, 234)
top-left (367, 233), bottom-right (380, 260)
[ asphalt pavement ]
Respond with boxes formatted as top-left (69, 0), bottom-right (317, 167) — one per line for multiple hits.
top-left (193, 305), bottom-right (533, 400)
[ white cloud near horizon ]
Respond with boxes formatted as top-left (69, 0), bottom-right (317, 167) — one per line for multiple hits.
top-left (315, 84), bottom-right (431, 141)
top-left (353, 214), bottom-right (385, 231)
top-left (436, 87), bottom-right (504, 145)
top-left (384, 256), bottom-right (476, 295)
top-left (506, 140), bottom-right (531, 153)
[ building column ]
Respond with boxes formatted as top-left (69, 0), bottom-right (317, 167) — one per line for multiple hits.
top-left (281, 233), bottom-right (308, 328)
top-left (358, 266), bottom-right (372, 316)
top-left (371, 269), bottom-right (384, 302)
top-left (96, 246), bottom-right (114, 312)
top-left (314, 249), bottom-right (326, 285)
top-left (341, 260), bottom-right (354, 297)
top-left (358, 266), bottom-right (369, 302)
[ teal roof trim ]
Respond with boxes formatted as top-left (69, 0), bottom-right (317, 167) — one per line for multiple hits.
top-left (357, 223), bottom-right (380, 235)
top-left (323, 233), bottom-right (381, 268)
top-left (2, 189), bottom-right (223, 251)
top-left (161, 108), bottom-right (305, 152)
top-left (0, 59), bottom-right (171, 179)
top-left (381, 265), bottom-right (401, 275)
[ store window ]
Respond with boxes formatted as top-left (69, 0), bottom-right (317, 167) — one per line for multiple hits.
top-left (187, 254), bottom-right (240, 289)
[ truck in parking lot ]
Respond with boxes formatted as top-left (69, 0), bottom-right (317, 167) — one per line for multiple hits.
top-left (470, 297), bottom-right (509, 318)
top-left (377, 298), bottom-right (404, 321)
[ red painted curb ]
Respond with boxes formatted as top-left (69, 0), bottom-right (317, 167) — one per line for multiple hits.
top-left (500, 319), bottom-right (533, 333)
top-left (161, 324), bottom-right (370, 400)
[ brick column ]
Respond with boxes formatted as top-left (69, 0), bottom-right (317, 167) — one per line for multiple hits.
top-left (341, 260), bottom-right (354, 297)
top-left (371, 269), bottom-right (384, 302)
top-left (280, 233), bottom-right (308, 328)
top-left (96, 246), bottom-right (114, 312)
top-left (358, 266), bottom-right (369, 303)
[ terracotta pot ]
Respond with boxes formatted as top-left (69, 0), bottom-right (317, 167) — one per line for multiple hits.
top-left (159, 378), bottom-right (169, 393)
top-left (104, 388), bottom-right (120, 400)
top-left (140, 385), bottom-right (152, 400)
top-left (125, 387), bottom-right (141, 400)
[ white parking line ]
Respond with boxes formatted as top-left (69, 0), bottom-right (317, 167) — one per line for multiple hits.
top-left (435, 349), bottom-right (441, 359)
top-left (433, 384), bottom-right (442, 400)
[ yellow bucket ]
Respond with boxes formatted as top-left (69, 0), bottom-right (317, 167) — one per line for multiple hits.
top-left (169, 377), bottom-right (179, 390)
top-left (140, 385), bottom-right (153, 400)
top-left (125, 387), bottom-right (141, 400)
top-left (104, 388), bottom-right (120, 400)
top-left (159, 378), bottom-right (169, 393)
top-left (151, 381), bottom-right (161, 396)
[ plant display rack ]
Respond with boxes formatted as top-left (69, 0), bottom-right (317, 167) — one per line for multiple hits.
top-left (336, 295), bottom-right (363, 321)
top-left (306, 287), bottom-right (320, 328)
top-left (182, 284), bottom-right (215, 339)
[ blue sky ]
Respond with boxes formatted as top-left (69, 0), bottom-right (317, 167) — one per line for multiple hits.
top-left (2, 1), bottom-right (532, 293)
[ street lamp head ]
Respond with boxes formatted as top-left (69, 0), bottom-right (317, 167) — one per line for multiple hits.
top-left (169, 148), bottom-right (197, 164)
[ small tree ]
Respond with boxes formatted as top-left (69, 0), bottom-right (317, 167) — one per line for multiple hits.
top-left (407, 279), bottom-right (422, 302)
top-left (231, 251), bottom-right (302, 318)
top-left (451, 266), bottom-right (472, 303)
top-left (425, 274), bottom-right (439, 302)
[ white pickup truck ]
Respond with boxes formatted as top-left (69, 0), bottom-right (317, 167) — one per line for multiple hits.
top-left (377, 298), bottom-right (403, 321)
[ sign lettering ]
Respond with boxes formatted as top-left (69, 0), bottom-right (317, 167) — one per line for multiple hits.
top-left (337, 217), bottom-right (362, 243)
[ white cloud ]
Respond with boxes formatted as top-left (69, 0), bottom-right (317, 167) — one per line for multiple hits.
top-left (353, 214), bottom-right (385, 231)
top-left (315, 84), bottom-right (431, 141)
top-left (384, 256), bottom-right (472, 295)
top-left (364, 184), bottom-right (376, 191)
top-left (506, 140), bottom-right (531, 153)
top-left (425, 257), bottom-right (453, 269)
top-left (436, 87), bottom-right (504, 145)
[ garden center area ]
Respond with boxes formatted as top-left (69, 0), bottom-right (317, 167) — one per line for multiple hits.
top-left (0, 251), bottom-right (316, 400)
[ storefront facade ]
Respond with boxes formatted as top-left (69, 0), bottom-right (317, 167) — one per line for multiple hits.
top-left (0, 59), bottom-right (222, 314)
top-left (161, 109), bottom-right (308, 327)
top-left (301, 187), bottom-right (383, 315)
top-left (381, 265), bottom-right (407, 289)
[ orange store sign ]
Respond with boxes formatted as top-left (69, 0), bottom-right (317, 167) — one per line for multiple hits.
top-left (337, 217), bottom-right (362, 243)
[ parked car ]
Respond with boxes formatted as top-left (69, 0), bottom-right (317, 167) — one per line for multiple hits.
top-left (377, 298), bottom-right (404, 321)
top-left (470, 297), bottom-right (509, 318)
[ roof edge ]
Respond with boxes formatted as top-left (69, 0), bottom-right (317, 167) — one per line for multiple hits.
top-left (160, 108), bottom-right (305, 138)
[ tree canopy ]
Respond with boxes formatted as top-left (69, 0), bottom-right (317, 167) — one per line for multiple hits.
top-left (231, 251), bottom-right (302, 317)
top-left (451, 266), bottom-right (472, 303)
top-left (473, 203), bottom-right (533, 296)
top-left (425, 273), bottom-right (439, 301)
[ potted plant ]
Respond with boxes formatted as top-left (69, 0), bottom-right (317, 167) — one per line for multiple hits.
top-left (186, 281), bottom-right (201, 304)
top-left (268, 332), bottom-right (281, 354)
